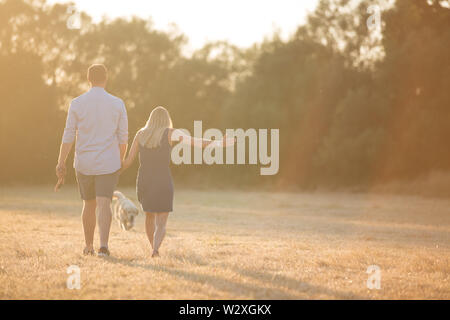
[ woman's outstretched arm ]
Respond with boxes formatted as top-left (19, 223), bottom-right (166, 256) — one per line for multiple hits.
top-left (121, 131), bottom-right (141, 170)
top-left (169, 129), bottom-right (235, 148)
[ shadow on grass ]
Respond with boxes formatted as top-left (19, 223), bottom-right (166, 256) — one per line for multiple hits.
top-left (231, 267), bottom-right (363, 299)
top-left (103, 255), bottom-right (363, 299)
top-left (167, 251), bottom-right (209, 266)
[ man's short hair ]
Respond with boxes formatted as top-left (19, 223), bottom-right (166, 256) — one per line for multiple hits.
top-left (87, 64), bottom-right (108, 85)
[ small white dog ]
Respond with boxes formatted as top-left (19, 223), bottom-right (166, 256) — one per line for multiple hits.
top-left (112, 191), bottom-right (139, 231)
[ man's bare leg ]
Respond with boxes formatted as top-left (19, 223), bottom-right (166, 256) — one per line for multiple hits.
top-left (97, 197), bottom-right (112, 249)
top-left (82, 199), bottom-right (97, 251)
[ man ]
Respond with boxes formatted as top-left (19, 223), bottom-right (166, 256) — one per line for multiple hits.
top-left (56, 64), bottom-right (128, 257)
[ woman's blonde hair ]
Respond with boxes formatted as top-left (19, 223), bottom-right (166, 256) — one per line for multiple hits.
top-left (138, 106), bottom-right (173, 148)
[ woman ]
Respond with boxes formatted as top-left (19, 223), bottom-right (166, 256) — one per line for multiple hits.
top-left (121, 106), bottom-right (232, 257)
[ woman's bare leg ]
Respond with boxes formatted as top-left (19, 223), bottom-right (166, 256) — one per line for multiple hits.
top-left (153, 212), bottom-right (169, 256)
top-left (145, 212), bottom-right (156, 249)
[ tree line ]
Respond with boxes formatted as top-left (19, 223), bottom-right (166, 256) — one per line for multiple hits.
top-left (0, 0), bottom-right (449, 190)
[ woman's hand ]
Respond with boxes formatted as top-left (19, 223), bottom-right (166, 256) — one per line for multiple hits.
top-left (223, 134), bottom-right (229, 147)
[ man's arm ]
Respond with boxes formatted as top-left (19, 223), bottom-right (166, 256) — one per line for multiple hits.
top-left (56, 142), bottom-right (73, 178)
top-left (56, 102), bottom-right (77, 180)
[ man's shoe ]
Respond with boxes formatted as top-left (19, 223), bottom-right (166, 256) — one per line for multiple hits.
top-left (98, 247), bottom-right (110, 257)
top-left (83, 247), bottom-right (95, 256)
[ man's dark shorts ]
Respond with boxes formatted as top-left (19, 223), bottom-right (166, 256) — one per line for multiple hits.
top-left (76, 170), bottom-right (120, 201)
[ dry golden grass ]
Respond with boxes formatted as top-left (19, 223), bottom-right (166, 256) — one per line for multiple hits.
top-left (0, 186), bottom-right (449, 299)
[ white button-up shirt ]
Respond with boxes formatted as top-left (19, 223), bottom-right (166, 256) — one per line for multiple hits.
top-left (62, 87), bottom-right (128, 175)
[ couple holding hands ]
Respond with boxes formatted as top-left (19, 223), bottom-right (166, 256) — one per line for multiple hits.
top-left (56, 64), bottom-right (233, 258)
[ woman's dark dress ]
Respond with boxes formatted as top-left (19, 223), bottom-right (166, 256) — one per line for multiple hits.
top-left (137, 128), bottom-right (174, 212)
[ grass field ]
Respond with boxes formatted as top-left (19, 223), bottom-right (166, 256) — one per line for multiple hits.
top-left (0, 186), bottom-right (449, 299)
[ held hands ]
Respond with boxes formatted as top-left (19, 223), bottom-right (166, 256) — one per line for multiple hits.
top-left (120, 159), bottom-right (130, 174)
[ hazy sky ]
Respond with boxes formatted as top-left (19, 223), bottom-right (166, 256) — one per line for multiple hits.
top-left (48, 0), bottom-right (319, 49)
